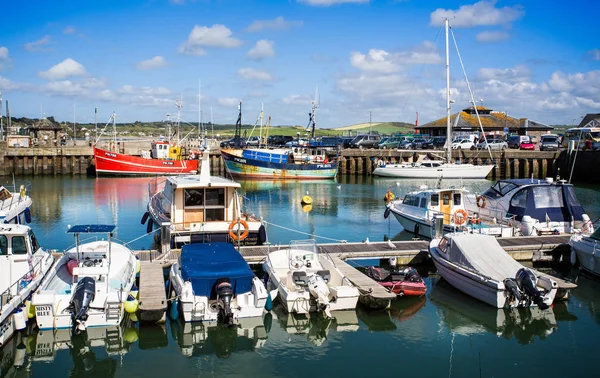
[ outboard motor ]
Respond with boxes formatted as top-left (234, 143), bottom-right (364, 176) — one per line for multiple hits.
top-left (308, 274), bottom-right (332, 318)
top-left (216, 278), bottom-right (234, 326)
top-left (515, 268), bottom-right (549, 310)
top-left (503, 278), bottom-right (522, 303)
top-left (403, 267), bottom-right (422, 283)
top-left (71, 277), bottom-right (96, 334)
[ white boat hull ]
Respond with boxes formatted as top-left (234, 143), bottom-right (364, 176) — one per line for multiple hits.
top-left (570, 234), bottom-right (600, 276)
top-left (373, 163), bottom-right (494, 179)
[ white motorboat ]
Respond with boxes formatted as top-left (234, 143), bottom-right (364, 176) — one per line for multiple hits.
top-left (371, 19), bottom-right (494, 179)
top-left (569, 228), bottom-right (600, 276)
top-left (263, 239), bottom-right (360, 316)
top-left (0, 224), bottom-right (54, 347)
top-left (169, 242), bottom-right (268, 325)
top-left (32, 225), bottom-right (137, 334)
top-left (429, 232), bottom-right (559, 309)
top-left (464, 177), bottom-right (593, 236)
top-left (385, 185), bottom-right (516, 238)
top-left (145, 151), bottom-right (267, 254)
top-left (0, 183), bottom-right (33, 225)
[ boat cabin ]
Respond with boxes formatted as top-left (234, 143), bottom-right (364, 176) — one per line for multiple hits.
top-left (151, 141), bottom-right (186, 160)
top-left (0, 225), bottom-right (42, 299)
top-left (402, 189), bottom-right (465, 224)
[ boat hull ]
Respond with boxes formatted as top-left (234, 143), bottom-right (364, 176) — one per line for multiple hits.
top-left (570, 234), bottom-right (600, 276)
top-left (221, 150), bottom-right (337, 180)
top-left (373, 163), bottom-right (494, 179)
top-left (93, 147), bottom-right (199, 175)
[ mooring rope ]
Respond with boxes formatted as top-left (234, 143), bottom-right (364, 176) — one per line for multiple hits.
top-left (262, 220), bottom-right (347, 243)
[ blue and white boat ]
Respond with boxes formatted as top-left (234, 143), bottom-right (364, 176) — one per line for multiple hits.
top-left (169, 242), bottom-right (268, 325)
top-left (0, 183), bottom-right (32, 225)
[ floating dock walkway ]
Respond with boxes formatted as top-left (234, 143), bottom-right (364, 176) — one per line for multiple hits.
top-left (138, 262), bottom-right (168, 323)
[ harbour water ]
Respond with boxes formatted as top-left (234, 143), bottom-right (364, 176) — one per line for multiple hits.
top-left (1, 175), bottom-right (600, 377)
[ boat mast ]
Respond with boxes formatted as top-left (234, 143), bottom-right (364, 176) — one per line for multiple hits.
top-left (112, 112), bottom-right (117, 151)
top-left (175, 96), bottom-right (182, 144)
top-left (445, 18), bottom-right (452, 164)
top-left (234, 100), bottom-right (242, 149)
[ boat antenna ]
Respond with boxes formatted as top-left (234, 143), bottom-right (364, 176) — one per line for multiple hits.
top-left (306, 87), bottom-right (319, 140)
top-left (234, 100), bottom-right (242, 149)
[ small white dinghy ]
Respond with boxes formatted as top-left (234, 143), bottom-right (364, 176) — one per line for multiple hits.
top-left (429, 232), bottom-right (558, 309)
top-left (0, 224), bottom-right (54, 347)
top-left (170, 242), bottom-right (268, 325)
top-left (263, 240), bottom-right (359, 316)
top-left (32, 225), bottom-right (137, 334)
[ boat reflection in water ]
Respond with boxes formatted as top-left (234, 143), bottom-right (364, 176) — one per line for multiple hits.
top-left (170, 316), bottom-right (269, 358)
top-left (356, 295), bottom-right (427, 332)
top-left (429, 278), bottom-right (559, 344)
top-left (272, 304), bottom-right (358, 346)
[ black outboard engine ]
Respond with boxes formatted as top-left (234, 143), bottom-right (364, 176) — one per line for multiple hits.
top-left (403, 268), bottom-right (422, 283)
top-left (515, 268), bottom-right (549, 310)
top-left (71, 277), bottom-right (96, 334)
top-left (503, 278), bottom-right (522, 303)
top-left (216, 278), bottom-right (234, 326)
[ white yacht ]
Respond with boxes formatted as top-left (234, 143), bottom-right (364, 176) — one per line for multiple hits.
top-left (0, 184), bottom-right (33, 225)
top-left (0, 224), bottom-right (54, 347)
top-left (169, 242), bottom-right (268, 325)
top-left (32, 225), bottom-right (137, 334)
top-left (145, 152), bottom-right (267, 254)
top-left (569, 228), bottom-right (600, 276)
top-left (464, 178), bottom-right (593, 236)
top-left (263, 239), bottom-right (359, 316)
top-left (429, 232), bottom-right (559, 309)
top-left (385, 185), bottom-right (515, 238)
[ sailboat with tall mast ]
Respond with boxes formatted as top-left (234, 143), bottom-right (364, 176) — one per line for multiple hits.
top-left (373, 19), bottom-right (494, 179)
top-left (93, 100), bottom-right (200, 176)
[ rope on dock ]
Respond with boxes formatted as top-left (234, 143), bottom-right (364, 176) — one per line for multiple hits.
top-left (262, 220), bottom-right (348, 243)
top-left (123, 228), bottom-right (159, 247)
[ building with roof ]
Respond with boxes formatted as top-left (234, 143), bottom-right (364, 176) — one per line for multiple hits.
top-left (578, 114), bottom-right (600, 128)
top-left (416, 105), bottom-right (553, 141)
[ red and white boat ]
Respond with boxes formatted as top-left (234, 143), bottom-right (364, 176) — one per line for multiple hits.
top-left (365, 266), bottom-right (427, 297)
top-left (93, 144), bottom-right (199, 176)
top-left (93, 109), bottom-right (199, 176)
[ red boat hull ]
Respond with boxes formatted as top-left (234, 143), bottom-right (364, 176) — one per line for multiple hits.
top-left (378, 281), bottom-right (427, 296)
top-left (93, 147), bottom-right (198, 175)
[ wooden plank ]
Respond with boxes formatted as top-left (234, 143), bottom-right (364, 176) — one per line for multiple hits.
top-left (329, 256), bottom-right (396, 301)
top-left (138, 262), bottom-right (167, 323)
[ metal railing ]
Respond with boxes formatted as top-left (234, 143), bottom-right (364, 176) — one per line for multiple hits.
top-left (0, 255), bottom-right (48, 312)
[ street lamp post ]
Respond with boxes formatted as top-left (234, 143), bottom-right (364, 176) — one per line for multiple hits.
top-left (369, 111), bottom-right (372, 135)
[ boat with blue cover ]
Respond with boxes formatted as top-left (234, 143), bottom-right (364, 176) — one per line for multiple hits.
top-left (169, 242), bottom-right (268, 325)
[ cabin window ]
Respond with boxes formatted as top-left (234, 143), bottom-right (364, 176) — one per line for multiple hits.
top-left (29, 231), bottom-right (41, 252)
top-left (510, 189), bottom-right (528, 209)
top-left (532, 186), bottom-right (564, 208)
top-left (453, 193), bottom-right (461, 205)
top-left (0, 235), bottom-right (7, 255)
top-left (443, 193), bottom-right (450, 205)
top-left (419, 198), bottom-right (427, 208)
top-left (431, 194), bottom-right (439, 206)
top-left (205, 188), bottom-right (225, 206)
top-left (12, 236), bottom-right (27, 255)
top-left (185, 188), bottom-right (226, 221)
top-left (185, 189), bottom-right (204, 206)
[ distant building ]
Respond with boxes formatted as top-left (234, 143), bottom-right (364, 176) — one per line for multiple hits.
top-left (25, 116), bottom-right (63, 145)
top-left (416, 106), bottom-right (553, 140)
top-left (578, 114), bottom-right (600, 128)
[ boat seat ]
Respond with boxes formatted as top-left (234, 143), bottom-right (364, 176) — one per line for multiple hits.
top-left (317, 270), bottom-right (331, 283)
top-left (292, 271), bottom-right (309, 286)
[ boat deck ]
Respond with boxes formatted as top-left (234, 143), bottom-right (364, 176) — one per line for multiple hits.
top-left (138, 262), bottom-right (167, 323)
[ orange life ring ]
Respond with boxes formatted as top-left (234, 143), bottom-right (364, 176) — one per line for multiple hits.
top-left (476, 195), bottom-right (486, 208)
top-left (229, 219), bottom-right (249, 241)
top-left (453, 209), bottom-right (468, 225)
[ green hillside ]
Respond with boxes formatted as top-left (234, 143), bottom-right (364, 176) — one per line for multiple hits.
top-left (332, 121), bottom-right (415, 136)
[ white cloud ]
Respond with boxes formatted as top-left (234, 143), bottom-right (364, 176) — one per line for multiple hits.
top-left (39, 58), bottom-right (87, 80)
top-left (178, 24), bottom-right (242, 56)
top-left (0, 47), bottom-right (8, 60)
top-left (476, 30), bottom-right (510, 42)
top-left (237, 67), bottom-right (275, 81)
top-left (283, 94), bottom-right (312, 105)
top-left (218, 97), bottom-right (241, 107)
top-left (298, 0), bottom-right (369, 6)
top-left (350, 49), bottom-right (399, 73)
top-left (476, 65), bottom-right (531, 84)
top-left (0, 76), bottom-right (20, 91)
top-left (246, 16), bottom-right (303, 32)
top-left (430, 1), bottom-right (524, 28)
top-left (589, 49), bottom-right (600, 61)
top-left (63, 26), bottom-right (76, 34)
top-left (24, 35), bottom-right (52, 52)
top-left (118, 85), bottom-right (172, 96)
top-left (247, 40), bottom-right (275, 60)
top-left (136, 56), bottom-right (167, 70)
top-left (42, 77), bottom-right (106, 96)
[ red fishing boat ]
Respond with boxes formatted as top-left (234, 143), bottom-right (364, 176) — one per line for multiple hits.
top-left (93, 107), bottom-right (199, 176)
top-left (365, 266), bottom-right (427, 297)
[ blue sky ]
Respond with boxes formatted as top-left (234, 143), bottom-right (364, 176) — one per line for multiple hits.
top-left (0, 0), bottom-right (598, 130)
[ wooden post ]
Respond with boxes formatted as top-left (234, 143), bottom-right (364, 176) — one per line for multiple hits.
top-left (357, 157), bottom-right (364, 176)
top-left (523, 159), bottom-right (530, 178)
top-left (503, 158), bottom-right (510, 179)
top-left (532, 159), bottom-right (539, 179)
top-left (513, 159), bottom-right (520, 178)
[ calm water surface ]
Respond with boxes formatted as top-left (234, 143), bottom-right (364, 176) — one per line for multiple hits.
top-left (1, 175), bottom-right (599, 378)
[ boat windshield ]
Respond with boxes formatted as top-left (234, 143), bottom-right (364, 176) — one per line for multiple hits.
top-left (483, 181), bottom-right (519, 199)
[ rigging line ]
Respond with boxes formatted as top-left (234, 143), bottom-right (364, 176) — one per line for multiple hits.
top-left (395, 25), bottom-right (444, 124)
top-left (450, 28), bottom-right (494, 162)
top-left (262, 220), bottom-right (347, 243)
top-left (123, 228), bottom-right (159, 247)
top-left (568, 129), bottom-right (584, 183)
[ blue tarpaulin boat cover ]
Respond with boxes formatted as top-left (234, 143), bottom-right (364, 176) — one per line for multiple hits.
top-left (241, 149), bottom-right (289, 163)
top-left (180, 243), bottom-right (254, 298)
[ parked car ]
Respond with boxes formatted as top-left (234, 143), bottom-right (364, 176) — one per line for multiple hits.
top-left (411, 138), bottom-right (429, 149)
top-left (285, 138), bottom-right (309, 147)
top-left (451, 139), bottom-right (475, 150)
top-left (476, 136), bottom-right (507, 150)
top-left (398, 139), bottom-right (413, 149)
top-left (309, 136), bottom-right (343, 148)
top-left (519, 137), bottom-right (536, 150)
top-left (341, 136), bottom-right (355, 149)
top-left (508, 135), bottom-right (530, 149)
top-left (431, 136), bottom-right (447, 149)
top-left (421, 138), bottom-right (434, 149)
top-left (246, 136), bottom-right (264, 146)
top-left (378, 137), bottom-right (402, 149)
top-left (349, 134), bottom-right (382, 149)
top-left (267, 135), bottom-right (294, 146)
top-left (375, 137), bottom-right (390, 148)
top-left (220, 137), bottom-right (247, 148)
top-left (539, 134), bottom-right (560, 151)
